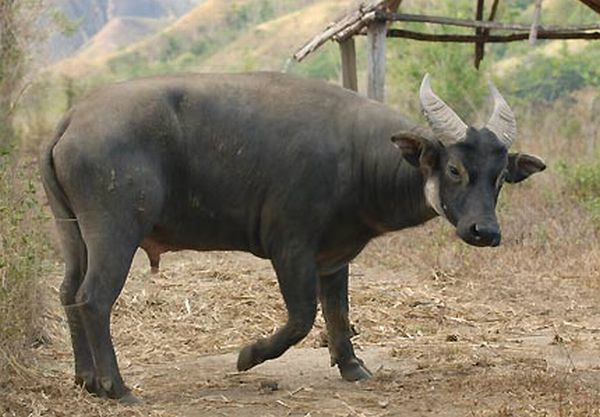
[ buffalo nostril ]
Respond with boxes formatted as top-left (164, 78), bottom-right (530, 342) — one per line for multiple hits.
top-left (471, 223), bottom-right (501, 245)
top-left (471, 224), bottom-right (483, 241)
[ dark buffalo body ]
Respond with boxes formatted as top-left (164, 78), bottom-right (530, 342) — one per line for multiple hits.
top-left (53, 73), bottom-right (429, 268)
top-left (40, 72), bottom-right (544, 402)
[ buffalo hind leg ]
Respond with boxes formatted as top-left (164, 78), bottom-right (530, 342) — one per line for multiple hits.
top-left (74, 235), bottom-right (140, 404)
top-left (319, 265), bottom-right (371, 381)
top-left (237, 248), bottom-right (318, 371)
top-left (55, 221), bottom-right (98, 392)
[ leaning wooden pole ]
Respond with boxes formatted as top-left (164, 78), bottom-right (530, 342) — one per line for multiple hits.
top-left (339, 38), bottom-right (358, 92)
top-left (367, 20), bottom-right (387, 102)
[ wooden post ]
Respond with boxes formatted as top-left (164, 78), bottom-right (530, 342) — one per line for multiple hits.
top-left (587, 97), bottom-right (600, 157)
top-left (339, 38), bottom-right (358, 92)
top-left (367, 20), bottom-right (387, 102)
top-left (529, 0), bottom-right (543, 45)
top-left (474, 0), bottom-right (485, 69)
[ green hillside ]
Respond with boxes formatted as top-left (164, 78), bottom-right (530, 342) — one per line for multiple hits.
top-left (55, 0), bottom-right (358, 79)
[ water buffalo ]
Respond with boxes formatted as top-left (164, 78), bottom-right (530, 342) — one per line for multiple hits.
top-left (40, 72), bottom-right (545, 403)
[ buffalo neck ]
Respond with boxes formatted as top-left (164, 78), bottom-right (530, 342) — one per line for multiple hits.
top-left (356, 135), bottom-right (438, 235)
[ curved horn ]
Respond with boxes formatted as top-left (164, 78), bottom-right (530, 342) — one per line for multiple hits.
top-left (485, 82), bottom-right (517, 148)
top-left (419, 73), bottom-right (467, 143)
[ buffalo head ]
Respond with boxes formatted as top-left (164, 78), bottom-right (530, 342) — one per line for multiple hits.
top-left (392, 74), bottom-right (545, 247)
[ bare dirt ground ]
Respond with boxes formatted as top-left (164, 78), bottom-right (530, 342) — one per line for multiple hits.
top-left (4, 184), bottom-right (600, 417)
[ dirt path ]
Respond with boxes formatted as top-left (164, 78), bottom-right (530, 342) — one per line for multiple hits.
top-left (124, 339), bottom-right (600, 417)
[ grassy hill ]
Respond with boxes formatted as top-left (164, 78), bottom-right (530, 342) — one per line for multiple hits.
top-left (54, 0), bottom-right (359, 79)
top-left (45, 0), bottom-right (200, 62)
top-left (193, 1), bottom-right (351, 73)
top-left (69, 17), bottom-right (166, 64)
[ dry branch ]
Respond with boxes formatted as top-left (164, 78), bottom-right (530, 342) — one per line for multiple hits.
top-left (293, 0), bottom-right (399, 61)
top-left (384, 29), bottom-right (600, 42)
top-left (293, 11), bottom-right (375, 61)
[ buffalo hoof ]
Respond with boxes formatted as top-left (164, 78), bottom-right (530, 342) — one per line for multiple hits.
top-left (75, 371), bottom-right (100, 394)
top-left (237, 344), bottom-right (263, 371)
top-left (76, 373), bottom-right (138, 403)
top-left (339, 358), bottom-right (372, 382)
top-left (118, 391), bottom-right (142, 405)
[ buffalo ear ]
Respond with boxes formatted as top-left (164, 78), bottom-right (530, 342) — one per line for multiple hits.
top-left (506, 153), bottom-right (546, 183)
top-left (391, 131), bottom-right (439, 170)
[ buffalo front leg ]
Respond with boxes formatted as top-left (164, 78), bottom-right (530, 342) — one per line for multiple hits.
top-left (237, 248), bottom-right (318, 372)
top-left (319, 265), bottom-right (371, 381)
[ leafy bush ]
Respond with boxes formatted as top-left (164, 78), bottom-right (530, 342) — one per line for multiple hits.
top-left (505, 46), bottom-right (600, 103)
top-left (384, 0), bottom-right (490, 120)
top-left (108, 51), bottom-right (144, 76)
top-left (0, 155), bottom-right (49, 374)
top-left (558, 159), bottom-right (600, 225)
top-left (160, 34), bottom-right (186, 62)
top-left (191, 38), bottom-right (210, 56)
top-left (288, 44), bottom-right (340, 81)
top-left (226, 3), bottom-right (252, 30)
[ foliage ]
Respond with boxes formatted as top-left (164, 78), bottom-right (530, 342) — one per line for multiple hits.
top-left (504, 45), bottom-right (600, 103)
top-left (288, 43), bottom-right (340, 81)
top-left (386, 0), bottom-right (489, 120)
top-left (48, 7), bottom-right (80, 36)
top-left (107, 50), bottom-right (166, 78)
top-left (226, 3), bottom-right (253, 30)
top-left (0, 155), bottom-right (49, 373)
top-left (558, 159), bottom-right (600, 226)
top-left (387, 40), bottom-right (490, 120)
top-left (0, 0), bottom-right (45, 148)
top-left (161, 33), bottom-right (186, 62)
top-left (540, 0), bottom-right (600, 25)
top-left (0, 0), bottom-right (53, 375)
top-left (258, 0), bottom-right (275, 21)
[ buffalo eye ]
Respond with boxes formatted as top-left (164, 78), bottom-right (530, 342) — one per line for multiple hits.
top-left (446, 163), bottom-right (462, 181)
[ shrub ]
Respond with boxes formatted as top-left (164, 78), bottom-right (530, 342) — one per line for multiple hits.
top-left (0, 154), bottom-right (49, 376)
top-left (557, 159), bottom-right (600, 226)
top-left (505, 48), bottom-right (600, 103)
top-left (289, 44), bottom-right (340, 81)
